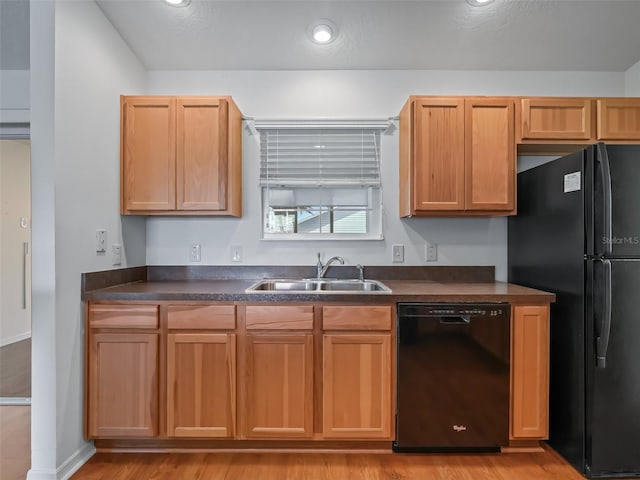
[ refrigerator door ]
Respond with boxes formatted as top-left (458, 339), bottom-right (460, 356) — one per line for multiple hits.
top-left (593, 144), bottom-right (640, 258)
top-left (588, 258), bottom-right (640, 476)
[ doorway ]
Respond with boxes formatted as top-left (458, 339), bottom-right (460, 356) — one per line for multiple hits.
top-left (0, 139), bottom-right (32, 480)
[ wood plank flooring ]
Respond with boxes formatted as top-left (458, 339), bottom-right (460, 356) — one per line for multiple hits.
top-left (70, 446), bottom-right (588, 480)
top-left (0, 338), bottom-right (31, 398)
top-left (0, 405), bottom-right (30, 480)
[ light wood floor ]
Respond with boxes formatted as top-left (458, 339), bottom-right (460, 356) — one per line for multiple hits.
top-left (0, 406), bottom-right (30, 480)
top-left (0, 338), bottom-right (31, 398)
top-left (70, 446), bottom-right (588, 480)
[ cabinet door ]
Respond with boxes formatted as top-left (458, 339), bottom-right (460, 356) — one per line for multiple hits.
top-left (176, 98), bottom-right (229, 210)
top-left (518, 98), bottom-right (594, 142)
top-left (88, 332), bottom-right (158, 437)
top-left (597, 98), bottom-right (640, 141)
top-left (244, 334), bottom-right (314, 438)
top-left (121, 96), bottom-right (176, 212)
top-left (511, 305), bottom-right (550, 439)
top-left (413, 98), bottom-right (465, 211)
top-left (465, 98), bottom-right (515, 211)
top-left (322, 334), bottom-right (391, 439)
top-left (167, 333), bottom-right (236, 438)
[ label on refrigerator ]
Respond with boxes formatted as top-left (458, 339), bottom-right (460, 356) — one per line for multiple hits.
top-left (564, 171), bottom-right (581, 193)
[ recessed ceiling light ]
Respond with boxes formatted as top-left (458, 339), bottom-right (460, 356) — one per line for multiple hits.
top-left (309, 20), bottom-right (338, 44)
top-left (467, 0), bottom-right (495, 6)
top-left (164, 0), bottom-right (191, 7)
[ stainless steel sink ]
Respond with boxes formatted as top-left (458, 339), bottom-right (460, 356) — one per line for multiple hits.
top-left (245, 278), bottom-right (392, 294)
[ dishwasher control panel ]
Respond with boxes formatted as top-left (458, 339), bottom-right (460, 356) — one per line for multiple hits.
top-left (397, 303), bottom-right (509, 318)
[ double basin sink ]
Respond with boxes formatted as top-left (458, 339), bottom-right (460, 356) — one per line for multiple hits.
top-left (246, 278), bottom-right (392, 294)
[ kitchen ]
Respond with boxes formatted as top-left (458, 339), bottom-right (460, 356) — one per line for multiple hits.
top-left (4, 0), bottom-right (640, 479)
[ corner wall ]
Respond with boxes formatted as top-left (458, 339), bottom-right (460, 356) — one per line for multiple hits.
top-left (625, 59), bottom-right (640, 96)
top-left (29, 0), bottom-right (147, 478)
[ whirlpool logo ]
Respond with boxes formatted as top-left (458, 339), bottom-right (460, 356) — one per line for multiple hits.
top-left (602, 236), bottom-right (640, 245)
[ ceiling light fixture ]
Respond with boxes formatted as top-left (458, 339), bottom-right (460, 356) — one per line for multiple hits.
top-left (164, 0), bottom-right (191, 7)
top-left (309, 20), bottom-right (337, 44)
top-left (466, 0), bottom-right (495, 6)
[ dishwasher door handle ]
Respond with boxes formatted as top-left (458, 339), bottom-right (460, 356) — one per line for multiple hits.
top-left (439, 316), bottom-right (471, 325)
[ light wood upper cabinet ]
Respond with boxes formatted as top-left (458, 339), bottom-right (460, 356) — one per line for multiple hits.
top-left (399, 96), bottom-right (515, 216)
top-left (466, 99), bottom-right (515, 211)
top-left (167, 333), bottom-right (236, 438)
top-left (121, 97), bottom-right (176, 212)
top-left (517, 98), bottom-right (594, 142)
top-left (597, 98), bottom-right (640, 141)
top-left (322, 334), bottom-right (392, 439)
top-left (244, 334), bottom-right (314, 438)
top-left (88, 332), bottom-right (158, 438)
top-left (510, 304), bottom-right (550, 440)
top-left (121, 95), bottom-right (242, 216)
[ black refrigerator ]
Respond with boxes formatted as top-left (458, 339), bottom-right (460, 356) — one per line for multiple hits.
top-left (508, 143), bottom-right (640, 478)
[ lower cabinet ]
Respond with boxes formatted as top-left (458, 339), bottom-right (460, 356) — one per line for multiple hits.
top-left (244, 334), bottom-right (314, 438)
top-left (322, 334), bottom-right (392, 438)
top-left (88, 331), bottom-right (159, 437)
top-left (510, 304), bottom-right (550, 440)
top-left (166, 333), bottom-right (236, 438)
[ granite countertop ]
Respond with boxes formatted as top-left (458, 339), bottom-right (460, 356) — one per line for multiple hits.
top-left (81, 266), bottom-right (555, 305)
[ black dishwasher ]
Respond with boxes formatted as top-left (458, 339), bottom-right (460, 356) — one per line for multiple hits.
top-left (394, 303), bottom-right (511, 452)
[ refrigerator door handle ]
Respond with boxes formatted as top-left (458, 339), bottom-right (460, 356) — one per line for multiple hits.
top-left (596, 258), bottom-right (612, 369)
top-left (596, 142), bottom-right (613, 256)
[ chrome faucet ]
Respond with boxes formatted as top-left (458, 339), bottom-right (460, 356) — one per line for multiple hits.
top-left (356, 264), bottom-right (365, 282)
top-left (316, 252), bottom-right (345, 279)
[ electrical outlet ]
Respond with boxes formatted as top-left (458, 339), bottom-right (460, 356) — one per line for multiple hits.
top-left (231, 245), bottom-right (242, 262)
top-left (392, 244), bottom-right (405, 263)
top-left (426, 242), bottom-right (438, 262)
top-left (190, 243), bottom-right (201, 262)
top-left (112, 244), bottom-right (122, 266)
top-left (96, 229), bottom-right (106, 254)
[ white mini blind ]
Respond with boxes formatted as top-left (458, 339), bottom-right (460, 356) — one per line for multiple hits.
top-left (259, 128), bottom-right (382, 187)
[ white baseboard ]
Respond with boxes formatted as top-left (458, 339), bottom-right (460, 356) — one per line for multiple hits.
top-left (0, 331), bottom-right (31, 347)
top-left (57, 442), bottom-right (96, 480)
top-left (27, 442), bottom-right (96, 480)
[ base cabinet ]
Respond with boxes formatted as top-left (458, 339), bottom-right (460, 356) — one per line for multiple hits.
top-left (88, 332), bottom-right (158, 438)
top-left (244, 334), bottom-right (314, 438)
top-left (322, 334), bottom-right (392, 439)
top-left (166, 333), bottom-right (236, 438)
top-left (510, 305), bottom-right (550, 440)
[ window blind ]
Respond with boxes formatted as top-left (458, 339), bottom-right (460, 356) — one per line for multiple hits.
top-left (259, 128), bottom-right (381, 187)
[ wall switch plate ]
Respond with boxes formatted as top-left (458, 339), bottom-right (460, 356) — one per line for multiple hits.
top-left (392, 244), bottom-right (405, 263)
top-left (426, 242), bottom-right (438, 262)
top-left (231, 245), bottom-right (242, 262)
top-left (96, 229), bottom-right (106, 254)
top-left (190, 243), bottom-right (201, 262)
top-left (112, 244), bottom-right (122, 266)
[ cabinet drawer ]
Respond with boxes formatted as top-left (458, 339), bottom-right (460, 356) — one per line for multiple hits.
top-left (322, 306), bottom-right (392, 331)
top-left (167, 304), bottom-right (236, 330)
top-left (245, 306), bottom-right (314, 330)
top-left (89, 304), bottom-right (159, 329)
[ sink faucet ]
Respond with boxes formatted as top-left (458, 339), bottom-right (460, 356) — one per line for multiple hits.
top-left (316, 252), bottom-right (345, 279)
top-left (356, 264), bottom-right (365, 282)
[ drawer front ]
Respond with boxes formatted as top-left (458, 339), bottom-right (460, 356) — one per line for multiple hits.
top-left (167, 304), bottom-right (236, 330)
top-left (89, 304), bottom-right (159, 329)
top-left (322, 306), bottom-right (392, 331)
top-left (245, 305), bottom-right (314, 330)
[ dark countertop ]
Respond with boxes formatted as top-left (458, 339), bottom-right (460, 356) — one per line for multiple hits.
top-left (82, 278), bottom-right (555, 305)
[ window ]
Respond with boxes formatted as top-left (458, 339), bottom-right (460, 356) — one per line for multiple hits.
top-left (259, 126), bottom-right (383, 240)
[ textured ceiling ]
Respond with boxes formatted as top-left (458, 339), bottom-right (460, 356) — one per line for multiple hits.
top-left (95, 0), bottom-right (640, 72)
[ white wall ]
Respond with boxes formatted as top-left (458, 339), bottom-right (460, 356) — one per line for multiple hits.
top-left (146, 70), bottom-right (625, 281)
top-left (625, 59), bottom-right (640, 96)
top-left (29, 0), bottom-right (147, 478)
top-left (0, 139), bottom-right (31, 346)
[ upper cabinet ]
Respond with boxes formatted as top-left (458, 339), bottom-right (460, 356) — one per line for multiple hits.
top-left (121, 96), bottom-right (243, 216)
top-left (517, 97), bottom-right (640, 153)
top-left (399, 96), bottom-right (515, 217)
